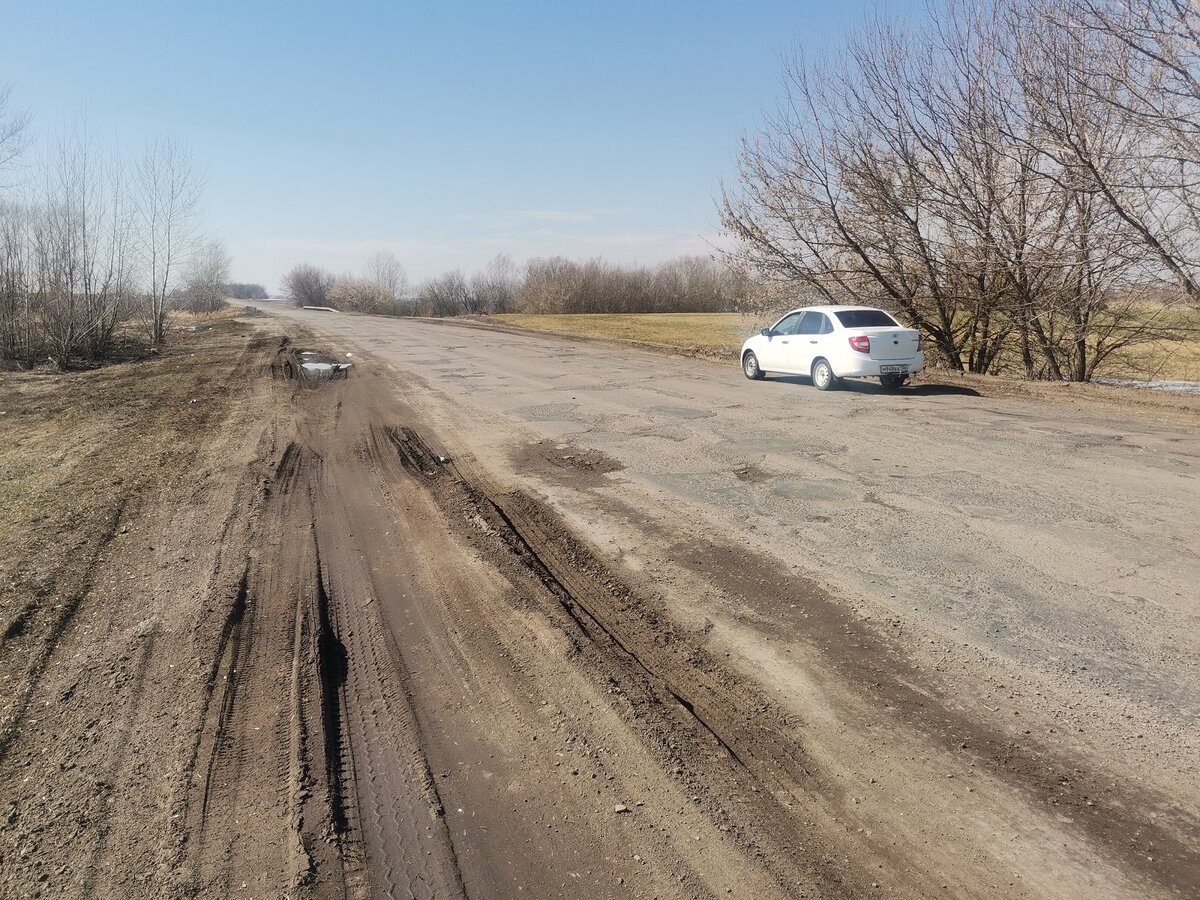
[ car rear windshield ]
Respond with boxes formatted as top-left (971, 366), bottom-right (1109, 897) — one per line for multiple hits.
top-left (834, 309), bottom-right (900, 328)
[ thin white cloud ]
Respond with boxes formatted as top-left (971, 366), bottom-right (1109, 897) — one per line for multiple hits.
top-left (253, 235), bottom-right (457, 259)
top-left (453, 207), bottom-right (632, 226)
top-left (547, 229), bottom-right (730, 258)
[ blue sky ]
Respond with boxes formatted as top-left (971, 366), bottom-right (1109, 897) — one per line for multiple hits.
top-left (1, 1), bottom-right (902, 289)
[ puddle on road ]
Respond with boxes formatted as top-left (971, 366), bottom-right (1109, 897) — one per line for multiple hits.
top-left (271, 342), bottom-right (353, 383)
top-left (302, 361), bottom-right (348, 375)
top-left (296, 349), bottom-right (351, 380)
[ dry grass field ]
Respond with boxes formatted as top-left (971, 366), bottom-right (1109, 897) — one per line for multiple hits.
top-left (1095, 305), bottom-right (1200, 382)
top-left (491, 312), bottom-right (759, 356)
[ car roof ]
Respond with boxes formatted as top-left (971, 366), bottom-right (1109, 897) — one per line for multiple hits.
top-left (777, 305), bottom-right (891, 316)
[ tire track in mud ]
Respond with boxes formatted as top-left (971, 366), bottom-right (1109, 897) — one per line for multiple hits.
top-left (180, 347), bottom-right (435, 898)
top-left (0, 332), bottom-right (393, 899)
top-left (313, 543), bottom-right (352, 840)
top-left (180, 372), bottom-right (465, 899)
top-left (345, 417), bottom-right (757, 896)
top-left (310, 450), bottom-right (466, 900)
top-left (194, 568), bottom-right (251, 829)
top-left (75, 628), bottom-right (160, 898)
top-left (185, 552), bottom-right (300, 894)
top-left (181, 439), bottom-right (347, 898)
top-left (392, 423), bottom-right (777, 765)
top-left (0, 501), bottom-right (126, 763)
top-left (380, 424), bottom-right (859, 895)
top-left (482, 485), bottom-right (813, 791)
top-left (88, 338), bottom-right (294, 896)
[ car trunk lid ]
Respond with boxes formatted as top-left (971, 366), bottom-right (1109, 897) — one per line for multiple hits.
top-left (852, 327), bottom-right (921, 361)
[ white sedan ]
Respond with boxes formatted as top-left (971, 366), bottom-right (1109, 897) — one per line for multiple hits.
top-left (740, 305), bottom-right (924, 390)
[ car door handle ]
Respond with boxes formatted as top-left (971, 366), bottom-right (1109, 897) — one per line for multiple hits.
top-left (809, 340), bottom-right (818, 344)
top-left (781, 340), bottom-right (789, 344)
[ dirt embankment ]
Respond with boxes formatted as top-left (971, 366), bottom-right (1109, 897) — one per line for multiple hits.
top-left (1, 318), bottom-right (1196, 899)
top-left (0, 321), bottom-right (283, 895)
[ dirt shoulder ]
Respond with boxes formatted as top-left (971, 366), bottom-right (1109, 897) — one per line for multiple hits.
top-left (0, 318), bottom-right (283, 897)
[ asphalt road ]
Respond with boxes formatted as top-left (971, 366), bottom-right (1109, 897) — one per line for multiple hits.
top-left (269, 303), bottom-right (1200, 897)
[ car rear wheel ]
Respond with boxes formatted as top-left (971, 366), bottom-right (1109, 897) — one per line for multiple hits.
top-left (880, 373), bottom-right (907, 390)
top-left (743, 351), bottom-right (765, 380)
top-left (812, 358), bottom-right (839, 391)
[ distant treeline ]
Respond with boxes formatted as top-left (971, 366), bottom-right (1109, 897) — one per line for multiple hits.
top-left (283, 253), bottom-right (751, 317)
top-left (227, 282), bottom-right (267, 301)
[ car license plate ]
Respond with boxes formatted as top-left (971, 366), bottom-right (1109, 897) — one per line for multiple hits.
top-left (880, 364), bottom-right (908, 374)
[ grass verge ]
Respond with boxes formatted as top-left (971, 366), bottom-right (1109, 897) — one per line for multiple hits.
top-left (490, 312), bottom-right (763, 357)
top-left (0, 315), bottom-right (257, 655)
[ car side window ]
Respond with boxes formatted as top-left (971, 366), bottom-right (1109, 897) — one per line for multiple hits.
top-left (819, 314), bottom-right (834, 335)
top-left (773, 313), bottom-right (802, 335)
top-left (797, 312), bottom-right (826, 335)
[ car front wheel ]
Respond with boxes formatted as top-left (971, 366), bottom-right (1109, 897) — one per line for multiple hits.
top-left (743, 351), bottom-right (765, 380)
top-left (812, 358), bottom-right (839, 391)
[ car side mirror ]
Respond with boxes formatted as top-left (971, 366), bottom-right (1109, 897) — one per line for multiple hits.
top-left (760, 328), bottom-right (771, 337)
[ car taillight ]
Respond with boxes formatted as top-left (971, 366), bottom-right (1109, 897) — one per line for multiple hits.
top-left (848, 335), bottom-right (870, 354)
top-left (917, 333), bottom-right (925, 351)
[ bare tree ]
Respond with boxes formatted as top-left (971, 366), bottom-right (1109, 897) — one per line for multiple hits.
top-left (470, 253), bottom-right (520, 314)
top-left (179, 239), bottom-right (231, 313)
top-left (364, 250), bottom-right (408, 301)
top-left (35, 122), bottom-right (135, 367)
top-left (322, 250), bottom-right (410, 315)
top-left (518, 257), bottom-right (583, 314)
top-left (512, 255), bottom-right (745, 315)
top-left (327, 277), bottom-right (393, 313)
top-left (0, 101), bottom-right (224, 366)
top-left (0, 200), bottom-right (35, 360)
top-left (282, 262), bottom-right (335, 307)
top-left (720, 0), bottom-right (1181, 380)
top-left (0, 84), bottom-right (32, 184)
top-left (719, 27), bottom-right (982, 367)
top-left (652, 255), bottom-right (749, 313)
top-left (416, 269), bottom-right (470, 316)
top-left (227, 282), bottom-right (267, 300)
top-left (135, 135), bottom-right (201, 344)
top-left (0, 86), bottom-right (33, 361)
top-left (1047, 0), bottom-right (1200, 303)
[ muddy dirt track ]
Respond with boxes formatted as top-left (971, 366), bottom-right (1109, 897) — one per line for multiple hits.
top-left (1, 311), bottom-right (1197, 899)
